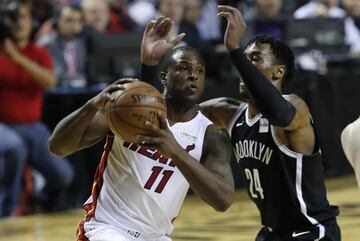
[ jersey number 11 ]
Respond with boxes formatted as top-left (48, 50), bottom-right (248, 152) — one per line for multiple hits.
top-left (144, 166), bottom-right (174, 193)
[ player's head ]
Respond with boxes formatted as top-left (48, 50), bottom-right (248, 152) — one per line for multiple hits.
top-left (240, 35), bottom-right (295, 100)
top-left (160, 46), bottom-right (206, 107)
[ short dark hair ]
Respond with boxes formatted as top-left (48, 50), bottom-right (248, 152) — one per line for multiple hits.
top-left (53, 4), bottom-right (82, 28)
top-left (161, 45), bottom-right (205, 72)
top-left (245, 35), bottom-right (295, 85)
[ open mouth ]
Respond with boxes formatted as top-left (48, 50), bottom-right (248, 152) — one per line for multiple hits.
top-left (187, 83), bottom-right (198, 92)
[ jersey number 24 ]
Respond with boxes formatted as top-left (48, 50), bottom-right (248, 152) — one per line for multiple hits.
top-left (245, 168), bottom-right (264, 199)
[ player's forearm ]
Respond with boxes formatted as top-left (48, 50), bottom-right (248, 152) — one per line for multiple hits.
top-left (140, 64), bottom-right (158, 86)
top-left (173, 151), bottom-right (234, 211)
top-left (229, 48), bottom-right (295, 127)
top-left (16, 54), bottom-right (56, 89)
top-left (48, 101), bottom-right (99, 157)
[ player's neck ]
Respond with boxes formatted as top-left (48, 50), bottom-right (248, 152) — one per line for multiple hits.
top-left (248, 104), bottom-right (259, 118)
top-left (166, 105), bottom-right (199, 126)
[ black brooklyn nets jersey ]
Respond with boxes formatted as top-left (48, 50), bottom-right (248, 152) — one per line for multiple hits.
top-left (228, 104), bottom-right (339, 232)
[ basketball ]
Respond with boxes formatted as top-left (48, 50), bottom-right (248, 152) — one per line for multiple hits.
top-left (105, 81), bottom-right (167, 143)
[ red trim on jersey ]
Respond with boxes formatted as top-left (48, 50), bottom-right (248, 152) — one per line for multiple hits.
top-left (76, 135), bottom-right (114, 241)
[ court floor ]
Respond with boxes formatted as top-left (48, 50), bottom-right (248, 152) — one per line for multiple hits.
top-left (0, 175), bottom-right (359, 241)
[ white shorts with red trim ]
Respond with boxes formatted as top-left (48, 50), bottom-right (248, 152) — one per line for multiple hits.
top-left (83, 219), bottom-right (172, 241)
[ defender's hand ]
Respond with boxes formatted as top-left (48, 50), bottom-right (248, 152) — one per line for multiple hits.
top-left (218, 5), bottom-right (247, 51)
top-left (88, 78), bottom-right (138, 110)
top-left (137, 112), bottom-right (184, 159)
top-left (141, 16), bottom-right (186, 66)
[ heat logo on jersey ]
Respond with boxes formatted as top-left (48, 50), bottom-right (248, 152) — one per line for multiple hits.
top-left (234, 140), bottom-right (273, 165)
top-left (123, 142), bottom-right (196, 167)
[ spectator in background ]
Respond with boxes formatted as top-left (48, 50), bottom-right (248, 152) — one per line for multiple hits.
top-left (179, 0), bottom-right (205, 50)
top-left (196, 0), bottom-right (222, 43)
top-left (294, 0), bottom-right (344, 18)
top-left (294, 0), bottom-right (360, 54)
top-left (106, 0), bottom-right (138, 32)
top-left (244, 0), bottom-right (286, 40)
top-left (32, 0), bottom-right (55, 42)
top-left (81, 0), bottom-right (110, 33)
top-left (0, 126), bottom-right (26, 217)
top-left (32, 0), bottom-right (54, 27)
top-left (40, 5), bottom-right (87, 88)
top-left (157, 0), bottom-right (185, 41)
top-left (342, 0), bottom-right (360, 31)
top-left (128, 0), bottom-right (156, 27)
top-left (0, 0), bottom-right (74, 213)
top-left (57, 0), bottom-right (81, 5)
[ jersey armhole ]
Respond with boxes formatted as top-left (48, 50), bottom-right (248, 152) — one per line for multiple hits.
top-left (227, 103), bottom-right (248, 138)
top-left (270, 125), bottom-right (321, 159)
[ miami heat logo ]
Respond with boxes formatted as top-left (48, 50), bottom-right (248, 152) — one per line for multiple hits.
top-left (123, 141), bottom-right (196, 193)
top-left (123, 142), bottom-right (195, 167)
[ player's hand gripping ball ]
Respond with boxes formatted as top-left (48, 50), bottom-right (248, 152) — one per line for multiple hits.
top-left (105, 80), bottom-right (167, 143)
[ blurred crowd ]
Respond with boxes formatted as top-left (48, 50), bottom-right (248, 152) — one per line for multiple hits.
top-left (0, 0), bottom-right (359, 218)
top-left (2, 0), bottom-right (360, 87)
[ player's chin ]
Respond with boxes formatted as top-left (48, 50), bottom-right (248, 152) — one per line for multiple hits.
top-left (187, 93), bottom-right (201, 103)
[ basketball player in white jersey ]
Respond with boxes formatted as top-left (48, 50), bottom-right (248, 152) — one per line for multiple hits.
top-left (341, 116), bottom-right (360, 188)
top-left (48, 17), bottom-right (235, 241)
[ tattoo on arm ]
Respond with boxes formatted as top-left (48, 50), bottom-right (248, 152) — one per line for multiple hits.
top-left (202, 127), bottom-right (234, 189)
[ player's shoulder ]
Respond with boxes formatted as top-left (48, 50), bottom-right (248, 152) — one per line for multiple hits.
top-left (200, 97), bottom-right (241, 110)
top-left (199, 98), bottom-right (245, 129)
top-left (283, 94), bottom-right (304, 103)
top-left (342, 116), bottom-right (360, 143)
top-left (204, 124), bottom-right (231, 150)
top-left (284, 94), bottom-right (309, 111)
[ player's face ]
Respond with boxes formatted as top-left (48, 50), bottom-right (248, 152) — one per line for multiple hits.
top-left (162, 50), bottom-right (205, 106)
top-left (240, 42), bottom-right (286, 103)
top-left (242, 42), bottom-right (285, 96)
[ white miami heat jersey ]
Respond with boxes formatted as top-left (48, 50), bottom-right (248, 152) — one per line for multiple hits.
top-left (83, 111), bottom-right (213, 237)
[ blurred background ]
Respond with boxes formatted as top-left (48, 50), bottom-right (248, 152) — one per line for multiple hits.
top-left (0, 0), bottom-right (359, 218)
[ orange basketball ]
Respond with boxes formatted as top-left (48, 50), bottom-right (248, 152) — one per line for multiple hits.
top-left (105, 81), bottom-right (167, 143)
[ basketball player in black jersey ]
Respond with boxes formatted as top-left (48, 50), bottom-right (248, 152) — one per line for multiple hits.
top-left (141, 7), bottom-right (340, 241)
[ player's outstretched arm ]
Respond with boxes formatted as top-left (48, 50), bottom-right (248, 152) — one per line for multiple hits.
top-left (219, 5), bottom-right (296, 127)
top-left (138, 113), bottom-right (235, 211)
top-left (48, 79), bottom-right (132, 157)
top-left (140, 16), bottom-right (185, 85)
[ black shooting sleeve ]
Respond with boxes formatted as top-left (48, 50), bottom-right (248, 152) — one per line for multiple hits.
top-left (141, 64), bottom-right (158, 86)
top-left (229, 48), bottom-right (296, 127)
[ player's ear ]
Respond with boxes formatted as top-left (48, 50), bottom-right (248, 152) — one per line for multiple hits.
top-left (273, 65), bottom-right (285, 80)
top-left (160, 72), bottom-right (168, 85)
